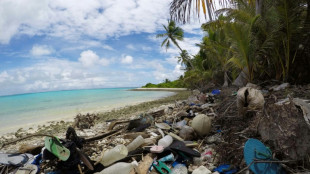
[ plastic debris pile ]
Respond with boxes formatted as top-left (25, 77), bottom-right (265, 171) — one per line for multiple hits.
top-left (1, 83), bottom-right (310, 174)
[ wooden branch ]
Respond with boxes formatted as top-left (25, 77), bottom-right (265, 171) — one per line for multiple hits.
top-left (0, 134), bottom-right (54, 150)
top-left (85, 128), bottom-right (123, 142)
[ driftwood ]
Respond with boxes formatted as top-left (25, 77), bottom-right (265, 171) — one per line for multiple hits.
top-left (108, 120), bottom-right (131, 130)
top-left (0, 134), bottom-right (54, 150)
top-left (85, 128), bottom-right (123, 142)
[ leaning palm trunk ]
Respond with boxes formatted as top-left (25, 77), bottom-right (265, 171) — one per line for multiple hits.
top-left (223, 71), bottom-right (229, 87)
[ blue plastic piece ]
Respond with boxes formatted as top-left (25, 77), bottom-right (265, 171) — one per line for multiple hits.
top-left (213, 164), bottom-right (237, 174)
top-left (244, 138), bottom-right (285, 174)
top-left (31, 153), bottom-right (42, 174)
top-left (211, 89), bottom-right (221, 95)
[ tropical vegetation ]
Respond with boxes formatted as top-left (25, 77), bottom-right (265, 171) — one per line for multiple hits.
top-left (148, 0), bottom-right (309, 90)
top-left (142, 78), bottom-right (185, 88)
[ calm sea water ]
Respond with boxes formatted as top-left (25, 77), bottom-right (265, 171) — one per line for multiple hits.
top-left (0, 88), bottom-right (174, 134)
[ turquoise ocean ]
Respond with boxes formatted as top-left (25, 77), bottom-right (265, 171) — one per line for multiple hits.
top-left (0, 88), bottom-right (174, 134)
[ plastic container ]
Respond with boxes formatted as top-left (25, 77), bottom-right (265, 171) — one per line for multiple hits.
top-left (126, 135), bottom-right (144, 152)
top-left (159, 153), bottom-right (175, 162)
top-left (192, 166), bottom-right (211, 174)
top-left (100, 144), bottom-right (128, 166)
top-left (96, 161), bottom-right (138, 174)
top-left (171, 164), bottom-right (188, 174)
top-left (158, 135), bottom-right (173, 148)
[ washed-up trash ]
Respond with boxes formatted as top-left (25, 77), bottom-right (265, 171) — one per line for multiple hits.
top-left (157, 128), bottom-right (165, 137)
top-left (168, 132), bottom-right (185, 141)
top-left (192, 166), bottom-right (212, 174)
top-left (206, 134), bottom-right (222, 144)
top-left (100, 144), bottom-right (128, 166)
top-left (236, 87), bottom-right (264, 115)
top-left (244, 139), bottom-right (285, 174)
top-left (44, 136), bottom-right (70, 161)
top-left (293, 98), bottom-right (310, 128)
top-left (246, 83), bottom-right (260, 89)
top-left (269, 83), bottom-right (289, 91)
top-left (143, 138), bottom-right (156, 146)
top-left (179, 126), bottom-right (195, 141)
top-left (159, 153), bottom-right (175, 162)
top-left (95, 161), bottom-right (138, 174)
top-left (135, 155), bottom-right (153, 174)
top-left (211, 89), bottom-right (220, 95)
top-left (191, 114), bottom-right (212, 137)
top-left (57, 141), bottom-right (81, 171)
top-left (153, 160), bottom-right (171, 174)
top-left (176, 111), bottom-right (189, 118)
top-left (158, 135), bottom-right (173, 148)
top-left (14, 164), bottom-right (38, 174)
top-left (202, 149), bottom-right (213, 162)
top-left (171, 164), bottom-right (187, 174)
top-left (176, 120), bottom-right (187, 128)
top-left (213, 164), bottom-right (237, 174)
top-left (150, 146), bottom-right (164, 153)
top-left (124, 132), bottom-right (149, 139)
top-left (126, 135), bottom-right (144, 152)
top-left (130, 123), bottom-right (151, 132)
top-left (0, 153), bottom-right (34, 166)
top-left (169, 140), bottom-right (201, 157)
top-left (155, 122), bottom-right (171, 130)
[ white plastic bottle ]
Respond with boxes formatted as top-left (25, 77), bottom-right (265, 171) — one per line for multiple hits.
top-left (158, 135), bottom-right (173, 148)
top-left (95, 161), bottom-right (138, 174)
top-left (126, 135), bottom-right (144, 152)
top-left (171, 164), bottom-right (188, 174)
top-left (192, 166), bottom-right (211, 174)
top-left (100, 144), bottom-right (128, 166)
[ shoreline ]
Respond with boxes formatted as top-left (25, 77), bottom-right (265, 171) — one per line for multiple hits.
top-left (0, 90), bottom-right (176, 136)
top-left (0, 91), bottom-right (191, 140)
top-left (130, 88), bottom-right (188, 91)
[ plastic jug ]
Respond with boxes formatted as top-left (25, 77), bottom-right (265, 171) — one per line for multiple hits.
top-left (95, 161), bottom-right (138, 174)
top-left (171, 164), bottom-right (188, 174)
top-left (158, 135), bottom-right (173, 148)
top-left (100, 144), bottom-right (128, 166)
top-left (126, 135), bottom-right (144, 152)
top-left (192, 166), bottom-right (212, 174)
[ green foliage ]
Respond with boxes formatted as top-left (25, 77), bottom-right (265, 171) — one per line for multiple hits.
top-left (142, 79), bottom-right (185, 88)
top-left (156, 20), bottom-right (184, 51)
top-left (167, 0), bottom-right (310, 89)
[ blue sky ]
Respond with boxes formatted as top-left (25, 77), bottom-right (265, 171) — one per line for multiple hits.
top-left (0, 0), bottom-right (206, 96)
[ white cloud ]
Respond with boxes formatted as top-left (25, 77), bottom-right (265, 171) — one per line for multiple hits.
top-left (0, 0), bottom-right (174, 44)
top-left (102, 44), bottom-right (114, 51)
top-left (126, 44), bottom-right (135, 50)
top-left (30, 45), bottom-right (53, 57)
top-left (78, 50), bottom-right (109, 67)
top-left (121, 55), bottom-right (133, 64)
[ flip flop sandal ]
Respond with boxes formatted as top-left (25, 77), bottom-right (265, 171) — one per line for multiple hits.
top-left (244, 138), bottom-right (285, 174)
top-left (169, 140), bottom-right (201, 157)
top-left (0, 153), bottom-right (33, 166)
top-left (152, 161), bottom-right (171, 174)
top-left (45, 136), bottom-right (70, 161)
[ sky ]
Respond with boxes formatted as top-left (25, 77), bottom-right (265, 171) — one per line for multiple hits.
top-left (0, 0), bottom-right (207, 96)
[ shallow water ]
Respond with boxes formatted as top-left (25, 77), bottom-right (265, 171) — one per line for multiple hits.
top-left (0, 88), bottom-right (174, 134)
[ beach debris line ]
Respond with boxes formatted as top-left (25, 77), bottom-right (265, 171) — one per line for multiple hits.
top-left (0, 83), bottom-right (310, 173)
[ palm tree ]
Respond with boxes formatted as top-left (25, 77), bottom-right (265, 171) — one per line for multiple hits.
top-left (156, 20), bottom-right (184, 52)
top-left (170, 0), bottom-right (264, 24)
top-left (156, 20), bottom-right (194, 69)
